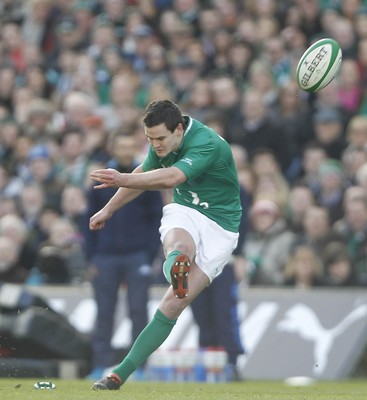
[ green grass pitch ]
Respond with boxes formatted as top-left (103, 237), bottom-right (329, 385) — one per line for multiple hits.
top-left (0, 379), bottom-right (367, 400)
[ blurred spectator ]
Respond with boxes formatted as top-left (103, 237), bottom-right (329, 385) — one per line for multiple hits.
top-left (100, 0), bottom-right (126, 42)
top-left (23, 63), bottom-right (55, 99)
top-left (313, 81), bottom-right (350, 128)
top-left (198, 7), bottom-right (222, 59)
top-left (95, 44), bottom-right (128, 105)
top-left (0, 118), bottom-right (22, 173)
top-left (298, 141), bottom-right (327, 195)
top-left (295, 0), bottom-right (322, 39)
top-left (84, 132), bottom-right (163, 378)
top-left (341, 145), bottom-right (367, 187)
top-left (0, 21), bottom-right (27, 73)
top-left (72, 0), bottom-right (96, 47)
top-left (355, 5), bottom-right (367, 40)
top-left (0, 235), bottom-right (28, 283)
top-left (124, 24), bottom-right (158, 73)
top-left (0, 164), bottom-right (23, 198)
top-left (312, 108), bottom-right (347, 160)
top-left (244, 199), bottom-right (295, 286)
top-left (333, 185), bottom-right (367, 232)
top-left (271, 80), bottom-right (314, 181)
top-left (9, 135), bottom-right (34, 181)
top-left (12, 87), bottom-right (35, 125)
top-left (82, 115), bottom-right (109, 163)
top-left (332, 196), bottom-right (367, 285)
top-left (23, 98), bottom-right (58, 141)
top-left (285, 184), bottom-right (316, 234)
top-left (97, 71), bottom-right (141, 131)
top-left (292, 205), bottom-right (339, 259)
top-left (226, 38), bottom-right (254, 88)
top-left (36, 217), bottom-right (86, 284)
top-left (36, 204), bottom-right (62, 246)
top-left (72, 54), bottom-right (99, 99)
top-left (163, 20), bottom-right (195, 62)
top-left (88, 16), bottom-right (119, 62)
top-left (0, 64), bottom-right (17, 114)
top-left (322, 242), bottom-right (359, 287)
top-left (24, 143), bottom-right (64, 208)
top-left (139, 43), bottom-right (169, 91)
top-left (0, 213), bottom-right (37, 273)
top-left (230, 143), bottom-right (248, 170)
top-left (21, 0), bottom-right (55, 52)
top-left (345, 114), bottom-right (367, 149)
top-left (190, 263), bottom-right (245, 381)
top-left (237, 164), bottom-right (258, 200)
top-left (59, 90), bottom-right (96, 130)
top-left (0, 196), bottom-right (18, 219)
top-left (315, 159), bottom-right (345, 225)
top-left (234, 88), bottom-right (293, 173)
top-left (18, 183), bottom-right (46, 249)
top-left (0, 0), bottom-right (24, 25)
top-left (283, 245), bottom-right (325, 289)
top-left (356, 162), bottom-right (367, 193)
top-left (247, 59), bottom-right (279, 109)
top-left (263, 36), bottom-right (292, 87)
top-left (210, 75), bottom-right (242, 141)
top-left (212, 0), bottom-right (238, 31)
top-left (210, 29), bottom-right (233, 74)
top-left (173, 0), bottom-right (200, 30)
top-left (190, 180), bottom-right (250, 380)
top-left (328, 16), bottom-right (357, 59)
top-left (357, 37), bottom-right (367, 104)
top-left (169, 54), bottom-right (201, 104)
top-left (55, 127), bottom-right (90, 186)
top-left (54, 16), bottom-right (85, 57)
top-left (183, 78), bottom-right (213, 122)
top-left (51, 48), bottom-right (79, 101)
top-left (60, 184), bottom-right (88, 233)
top-left (337, 58), bottom-right (363, 116)
top-left (251, 148), bottom-right (290, 212)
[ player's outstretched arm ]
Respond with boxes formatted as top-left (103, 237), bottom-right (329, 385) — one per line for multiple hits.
top-left (89, 165), bottom-right (146, 231)
top-left (91, 165), bottom-right (186, 190)
top-left (89, 165), bottom-right (186, 231)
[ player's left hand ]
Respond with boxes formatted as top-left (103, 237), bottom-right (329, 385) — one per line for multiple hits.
top-left (90, 168), bottom-right (124, 189)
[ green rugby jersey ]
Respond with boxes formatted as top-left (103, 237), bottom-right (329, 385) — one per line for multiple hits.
top-left (142, 116), bottom-right (242, 233)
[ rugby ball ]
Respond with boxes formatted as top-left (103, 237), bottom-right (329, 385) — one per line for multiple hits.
top-left (296, 38), bottom-right (342, 93)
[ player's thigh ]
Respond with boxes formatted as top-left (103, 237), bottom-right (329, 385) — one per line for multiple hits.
top-left (196, 221), bottom-right (238, 282)
top-left (159, 204), bottom-right (200, 257)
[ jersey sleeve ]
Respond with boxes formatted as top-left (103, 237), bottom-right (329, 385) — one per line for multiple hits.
top-left (173, 139), bottom-right (219, 181)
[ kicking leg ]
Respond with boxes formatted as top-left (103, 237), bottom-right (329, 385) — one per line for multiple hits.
top-left (91, 258), bottom-right (209, 390)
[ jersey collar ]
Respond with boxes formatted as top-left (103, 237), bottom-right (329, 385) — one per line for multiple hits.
top-left (183, 116), bottom-right (193, 136)
top-left (173, 116), bottom-right (192, 154)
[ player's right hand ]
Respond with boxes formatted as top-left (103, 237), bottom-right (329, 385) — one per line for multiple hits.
top-left (89, 209), bottom-right (111, 231)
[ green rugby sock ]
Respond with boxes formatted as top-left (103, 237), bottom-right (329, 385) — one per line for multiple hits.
top-left (112, 309), bottom-right (177, 382)
top-left (163, 250), bottom-right (182, 283)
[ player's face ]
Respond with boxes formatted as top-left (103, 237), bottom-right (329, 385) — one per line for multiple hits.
top-left (145, 122), bottom-right (184, 157)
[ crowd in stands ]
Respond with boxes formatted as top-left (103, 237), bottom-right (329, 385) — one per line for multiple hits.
top-left (0, 0), bottom-right (367, 289)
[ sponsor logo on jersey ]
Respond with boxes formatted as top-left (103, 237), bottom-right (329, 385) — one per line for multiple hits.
top-left (181, 157), bottom-right (193, 166)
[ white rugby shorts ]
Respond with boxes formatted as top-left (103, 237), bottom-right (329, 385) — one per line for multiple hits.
top-left (159, 203), bottom-right (239, 282)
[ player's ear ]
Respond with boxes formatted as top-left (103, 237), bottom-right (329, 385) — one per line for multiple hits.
top-left (177, 122), bottom-right (185, 134)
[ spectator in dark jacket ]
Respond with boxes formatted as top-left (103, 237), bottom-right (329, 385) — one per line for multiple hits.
top-left (190, 185), bottom-right (250, 380)
top-left (84, 132), bottom-right (163, 379)
top-left (231, 88), bottom-right (293, 174)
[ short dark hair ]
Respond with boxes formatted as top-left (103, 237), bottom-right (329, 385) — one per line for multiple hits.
top-left (143, 99), bottom-right (185, 133)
